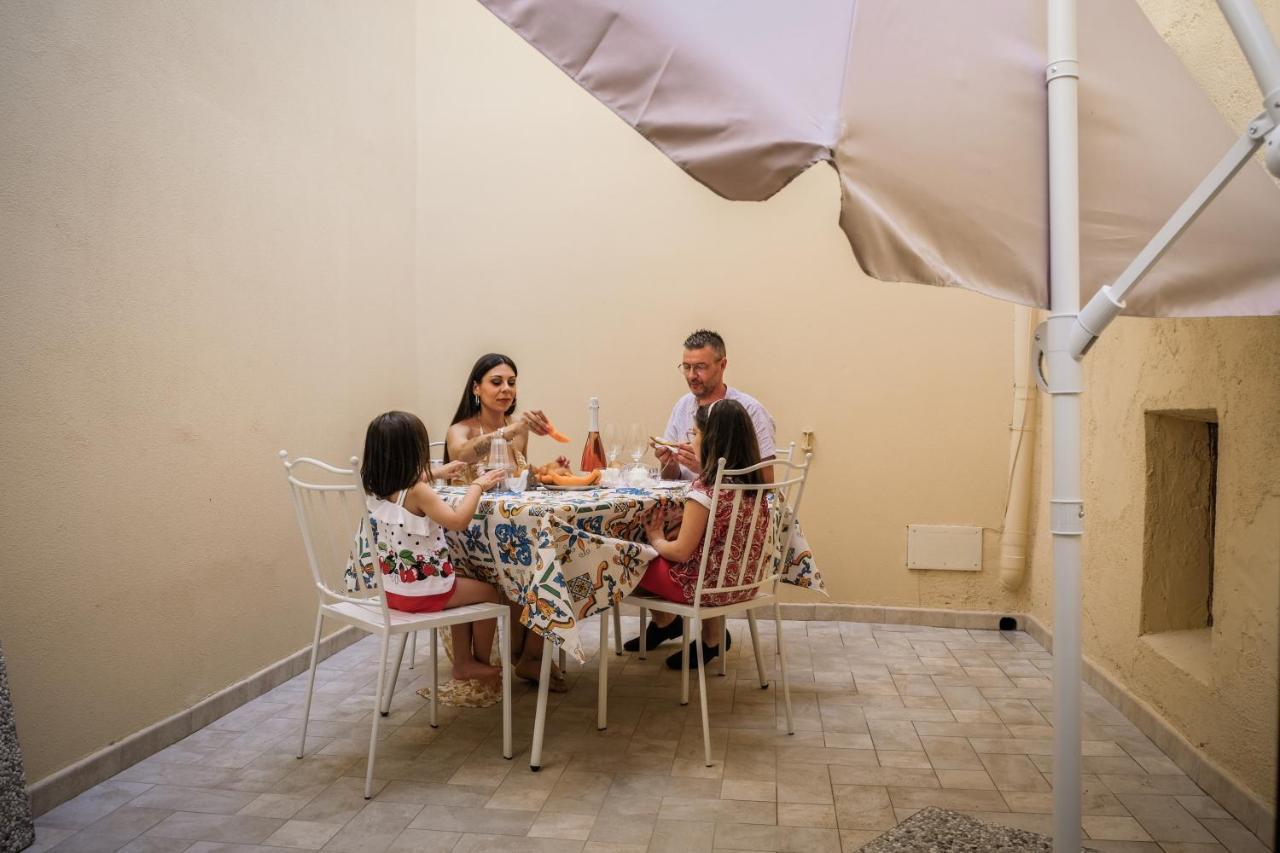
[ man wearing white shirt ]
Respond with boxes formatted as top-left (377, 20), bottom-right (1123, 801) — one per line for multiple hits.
top-left (652, 329), bottom-right (776, 483)
top-left (628, 329), bottom-right (778, 657)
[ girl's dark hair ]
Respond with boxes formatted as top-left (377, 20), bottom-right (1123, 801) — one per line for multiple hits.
top-left (361, 411), bottom-right (431, 498)
top-left (695, 399), bottom-right (764, 486)
top-left (450, 353), bottom-right (518, 426)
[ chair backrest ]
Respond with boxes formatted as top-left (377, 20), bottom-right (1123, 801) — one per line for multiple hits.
top-left (772, 441), bottom-right (795, 463)
top-left (279, 451), bottom-right (385, 613)
top-left (691, 451), bottom-right (813, 608)
top-left (428, 440), bottom-right (447, 485)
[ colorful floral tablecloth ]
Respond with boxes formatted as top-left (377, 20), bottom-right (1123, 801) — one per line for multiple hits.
top-left (440, 484), bottom-right (823, 663)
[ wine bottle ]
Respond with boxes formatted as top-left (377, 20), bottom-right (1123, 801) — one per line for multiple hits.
top-left (580, 396), bottom-right (607, 472)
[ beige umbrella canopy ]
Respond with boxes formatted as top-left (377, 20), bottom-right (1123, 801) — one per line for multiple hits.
top-left (477, 0), bottom-right (1280, 317)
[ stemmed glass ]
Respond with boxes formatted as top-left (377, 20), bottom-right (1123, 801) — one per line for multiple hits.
top-left (627, 424), bottom-right (646, 466)
top-left (603, 424), bottom-right (622, 468)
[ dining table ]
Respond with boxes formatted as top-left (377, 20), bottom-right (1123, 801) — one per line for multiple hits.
top-left (438, 480), bottom-right (825, 770)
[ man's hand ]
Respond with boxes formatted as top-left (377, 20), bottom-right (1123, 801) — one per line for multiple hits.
top-left (672, 442), bottom-right (698, 473)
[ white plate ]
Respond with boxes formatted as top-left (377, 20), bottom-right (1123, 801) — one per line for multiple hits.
top-left (543, 484), bottom-right (600, 491)
top-left (653, 480), bottom-right (688, 489)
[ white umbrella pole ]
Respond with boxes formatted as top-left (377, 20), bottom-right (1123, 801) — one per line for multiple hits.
top-left (1046, 1), bottom-right (1084, 852)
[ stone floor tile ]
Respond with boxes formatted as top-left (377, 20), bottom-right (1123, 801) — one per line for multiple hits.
top-left (934, 769), bottom-right (995, 790)
top-left (777, 803), bottom-right (838, 828)
top-left (885, 786), bottom-right (1008, 812)
top-left (322, 801), bottom-right (422, 853)
top-left (712, 822), bottom-right (776, 851)
top-left (1118, 795), bottom-right (1216, 843)
top-left (131, 788), bottom-right (260, 816)
top-left (260, 820), bottom-right (340, 850)
top-left (649, 819), bottom-right (715, 853)
top-left (775, 763), bottom-right (833, 805)
top-left (382, 828), bottom-right (459, 853)
top-left (827, 766), bottom-right (938, 788)
top-left (1083, 815), bottom-right (1155, 842)
top-left (408, 805), bottom-right (533, 836)
top-left (145, 813), bottom-right (284, 844)
top-left (1175, 797), bottom-right (1233, 821)
top-left (527, 811), bottom-right (596, 840)
top-left (978, 753), bottom-right (1052, 792)
top-left (838, 829), bottom-right (884, 851)
top-left (1199, 819), bottom-right (1270, 853)
top-left (865, 720), bottom-right (922, 753)
top-left (39, 783), bottom-right (156, 830)
top-left (585, 814), bottom-right (655, 845)
top-left (451, 834), bottom-right (584, 853)
top-left (831, 786), bottom-right (895, 831)
top-left (720, 780), bottom-right (776, 802)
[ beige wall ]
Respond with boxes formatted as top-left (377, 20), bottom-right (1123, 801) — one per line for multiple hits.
top-left (0, 2), bottom-right (418, 782)
top-left (1023, 1), bottom-right (1280, 807)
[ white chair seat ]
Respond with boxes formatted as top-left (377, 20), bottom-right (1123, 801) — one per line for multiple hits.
top-left (323, 600), bottom-right (508, 635)
top-left (623, 591), bottom-right (777, 621)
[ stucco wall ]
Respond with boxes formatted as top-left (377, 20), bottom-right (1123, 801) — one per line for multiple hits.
top-left (0, 1), bottom-right (419, 783)
top-left (1025, 0), bottom-right (1280, 806)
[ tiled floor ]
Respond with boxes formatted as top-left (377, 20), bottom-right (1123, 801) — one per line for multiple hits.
top-left (32, 618), bottom-right (1273, 853)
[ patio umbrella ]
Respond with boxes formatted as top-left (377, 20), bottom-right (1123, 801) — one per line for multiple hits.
top-left (467, 0), bottom-right (1280, 850)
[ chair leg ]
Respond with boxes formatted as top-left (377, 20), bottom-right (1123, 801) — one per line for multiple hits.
top-left (638, 607), bottom-right (648, 660)
top-left (559, 645), bottom-right (567, 673)
top-left (693, 617), bottom-right (712, 767)
top-left (366, 632), bottom-right (391, 799)
top-left (408, 630), bottom-right (417, 670)
top-left (680, 616), bottom-right (691, 706)
top-left (298, 610), bottom-right (324, 759)
top-left (613, 605), bottom-right (623, 655)
top-left (775, 604), bottom-right (794, 735)
top-left (597, 611), bottom-right (609, 730)
top-left (719, 616), bottom-right (727, 678)
top-left (429, 627), bottom-right (438, 728)
top-left (382, 633), bottom-right (408, 716)
top-left (747, 611), bottom-right (768, 689)
top-left (529, 636), bottom-right (554, 771)
top-left (499, 612), bottom-right (512, 759)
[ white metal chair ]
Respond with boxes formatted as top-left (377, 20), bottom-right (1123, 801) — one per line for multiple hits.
top-left (280, 451), bottom-right (512, 798)
top-left (621, 452), bottom-right (812, 766)
top-left (407, 440), bottom-right (451, 670)
top-left (772, 441), bottom-right (795, 463)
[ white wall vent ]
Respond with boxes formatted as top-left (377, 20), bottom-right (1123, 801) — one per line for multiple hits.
top-left (906, 525), bottom-right (982, 571)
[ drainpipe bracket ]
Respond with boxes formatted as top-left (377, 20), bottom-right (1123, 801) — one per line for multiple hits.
top-left (1050, 499), bottom-right (1084, 536)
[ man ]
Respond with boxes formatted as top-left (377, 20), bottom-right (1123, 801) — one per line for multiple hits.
top-left (652, 329), bottom-right (776, 483)
top-left (626, 330), bottom-right (777, 660)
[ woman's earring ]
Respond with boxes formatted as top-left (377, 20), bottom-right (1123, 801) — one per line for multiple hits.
top-left (473, 393), bottom-right (479, 408)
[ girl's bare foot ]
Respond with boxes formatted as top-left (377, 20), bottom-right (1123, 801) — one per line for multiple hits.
top-left (452, 659), bottom-right (500, 683)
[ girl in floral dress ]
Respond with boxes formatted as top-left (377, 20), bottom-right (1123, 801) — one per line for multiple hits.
top-left (361, 411), bottom-right (506, 683)
top-left (642, 399), bottom-right (771, 670)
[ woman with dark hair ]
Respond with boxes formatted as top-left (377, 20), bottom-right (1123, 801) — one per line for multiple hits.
top-left (444, 353), bottom-right (570, 482)
top-left (446, 353), bottom-right (571, 691)
top-left (635, 399), bottom-right (769, 669)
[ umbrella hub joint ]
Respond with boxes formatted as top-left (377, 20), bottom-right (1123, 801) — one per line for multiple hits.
top-left (1030, 317), bottom-right (1085, 396)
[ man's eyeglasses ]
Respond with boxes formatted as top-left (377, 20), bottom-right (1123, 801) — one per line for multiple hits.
top-left (677, 362), bottom-right (715, 375)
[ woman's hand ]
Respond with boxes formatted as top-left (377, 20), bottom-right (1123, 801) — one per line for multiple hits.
top-left (425, 460), bottom-right (466, 482)
top-left (474, 468), bottom-right (506, 491)
top-left (514, 410), bottom-right (552, 437)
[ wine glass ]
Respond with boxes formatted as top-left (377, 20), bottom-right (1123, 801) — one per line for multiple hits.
top-left (603, 424), bottom-right (622, 468)
top-left (627, 423), bottom-right (646, 465)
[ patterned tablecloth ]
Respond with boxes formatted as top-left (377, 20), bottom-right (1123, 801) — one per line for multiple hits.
top-left (440, 483), bottom-right (823, 663)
